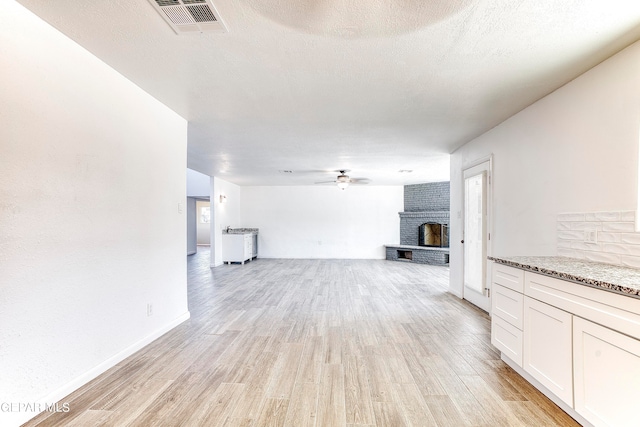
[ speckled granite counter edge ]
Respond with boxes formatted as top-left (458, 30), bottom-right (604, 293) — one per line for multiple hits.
top-left (489, 256), bottom-right (640, 299)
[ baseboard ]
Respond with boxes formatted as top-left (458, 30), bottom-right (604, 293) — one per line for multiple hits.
top-left (7, 311), bottom-right (191, 427)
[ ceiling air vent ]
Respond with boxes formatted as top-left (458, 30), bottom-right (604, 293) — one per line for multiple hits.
top-left (148, 0), bottom-right (227, 34)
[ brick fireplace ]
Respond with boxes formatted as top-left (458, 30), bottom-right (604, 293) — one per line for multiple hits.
top-left (386, 181), bottom-right (450, 265)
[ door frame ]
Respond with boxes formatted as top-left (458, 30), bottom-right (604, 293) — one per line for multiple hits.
top-left (461, 155), bottom-right (493, 312)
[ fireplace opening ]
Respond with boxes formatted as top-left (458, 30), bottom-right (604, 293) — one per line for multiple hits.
top-left (418, 223), bottom-right (449, 248)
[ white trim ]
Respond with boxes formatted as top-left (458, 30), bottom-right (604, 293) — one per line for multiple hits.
top-left (462, 154), bottom-right (493, 173)
top-left (10, 311), bottom-right (191, 427)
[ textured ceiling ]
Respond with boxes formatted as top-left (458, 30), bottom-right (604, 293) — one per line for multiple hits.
top-left (16, 0), bottom-right (640, 186)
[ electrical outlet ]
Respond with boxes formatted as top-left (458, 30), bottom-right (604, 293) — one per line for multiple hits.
top-left (147, 303), bottom-right (153, 317)
top-left (584, 229), bottom-right (598, 244)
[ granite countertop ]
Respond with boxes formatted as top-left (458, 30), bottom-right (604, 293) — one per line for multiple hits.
top-left (223, 228), bottom-right (259, 235)
top-left (489, 256), bottom-right (640, 298)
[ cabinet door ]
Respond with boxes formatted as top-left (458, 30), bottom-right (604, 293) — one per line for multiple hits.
top-left (573, 317), bottom-right (640, 427)
top-left (223, 234), bottom-right (249, 263)
top-left (523, 296), bottom-right (573, 406)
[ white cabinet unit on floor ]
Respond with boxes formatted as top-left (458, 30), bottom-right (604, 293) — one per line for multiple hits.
top-left (490, 260), bottom-right (640, 427)
top-left (523, 296), bottom-right (573, 407)
top-left (573, 317), bottom-right (640, 427)
top-left (222, 233), bottom-right (255, 264)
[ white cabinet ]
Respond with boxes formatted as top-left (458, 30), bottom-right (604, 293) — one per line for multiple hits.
top-left (491, 264), bottom-right (524, 366)
top-left (222, 233), bottom-right (255, 264)
top-left (523, 296), bottom-right (573, 407)
top-left (493, 284), bottom-right (524, 329)
top-left (491, 283), bottom-right (524, 365)
top-left (490, 263), bottom-right (640, 427)
top-left (573, 317), bottom-right (640, 427)
top-left (492, 314), bottom-right (523, 366)
top-left (492, 263), bottom-right (524, 293)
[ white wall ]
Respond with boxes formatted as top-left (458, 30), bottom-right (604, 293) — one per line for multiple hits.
top-left (0, 3), bottom-right (189, 426)
top-left (211, 177), bottom-right (242, 266)
top-left (241, 186), bottom-right (403, 259)
top-left (187, 168), bottom-right (211, 198)
top-left (449, 40), bottom-right (640, 297)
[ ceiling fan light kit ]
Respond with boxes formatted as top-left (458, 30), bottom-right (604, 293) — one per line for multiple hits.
top-left (336, 170), bottom-right (350, 190)
top-left (311, 170), bottom-right (370, 190)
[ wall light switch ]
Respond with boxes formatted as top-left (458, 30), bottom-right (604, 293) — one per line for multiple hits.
top-left (584, 229), bottom-right (598, 244)
top-left (178, 202), bottom-right (183, 214)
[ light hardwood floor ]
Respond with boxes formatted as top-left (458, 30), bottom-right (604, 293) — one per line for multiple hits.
top-left (24, 251), bottom-right (580, 426)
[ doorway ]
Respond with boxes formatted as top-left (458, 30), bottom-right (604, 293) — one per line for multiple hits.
top-left (462, 159), bottom-right (492, 312)
top-left (196, 200), bottom-right (211, 246)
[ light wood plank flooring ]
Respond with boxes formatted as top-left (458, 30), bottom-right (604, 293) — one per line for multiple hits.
top-left (24, 251), bottom-right (580, 426)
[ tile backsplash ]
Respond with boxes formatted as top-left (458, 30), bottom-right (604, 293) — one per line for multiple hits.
top-left (557, 211), bottom-right (640, 268)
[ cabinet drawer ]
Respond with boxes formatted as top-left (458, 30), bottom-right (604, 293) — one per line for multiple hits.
top-left (492, 284), bottom-right (524, 329)
top-left (492, 315), bottom-right (523, 367)
top-left (492, 263), bottom-right (525, 293)
top-left (525, 271), bottom-right (640, 341)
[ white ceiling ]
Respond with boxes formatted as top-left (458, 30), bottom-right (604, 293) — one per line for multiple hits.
top-left (17, 0), bottom-right (640, 186)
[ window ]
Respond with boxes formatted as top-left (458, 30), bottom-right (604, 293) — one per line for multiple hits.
top-left (200, 206), bottom-right (210, 224)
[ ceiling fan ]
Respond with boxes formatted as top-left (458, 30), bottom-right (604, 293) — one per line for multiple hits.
top-left (315, 170), bottom-right (370, 190)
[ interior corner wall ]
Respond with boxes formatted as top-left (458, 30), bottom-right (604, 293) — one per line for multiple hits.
top-left (211, 177), bottom-right (242, 267)
top-left (449, 40), bottom-right (640, 298)
top-left (0, 3), bottom-right (189, 426)
top-left (240, 186), bottom-right (403, 259)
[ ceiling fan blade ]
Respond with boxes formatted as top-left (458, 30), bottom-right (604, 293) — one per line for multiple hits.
top-left (314, 180), bottom-right (337, 184)
top-left (349, 178), bottom-right (370, 184)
